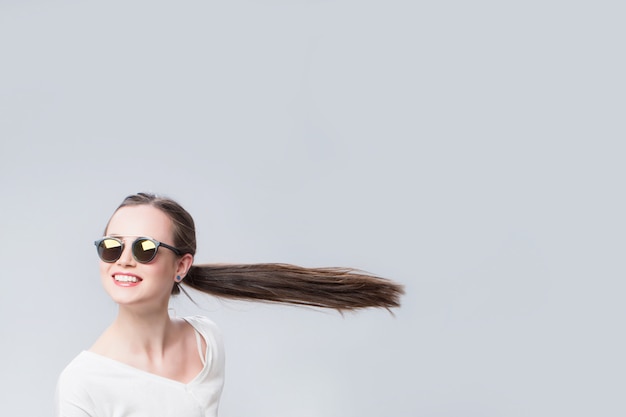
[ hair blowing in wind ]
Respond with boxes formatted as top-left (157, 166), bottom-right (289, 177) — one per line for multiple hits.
top-left (115, 193), bottom-right (405, 312)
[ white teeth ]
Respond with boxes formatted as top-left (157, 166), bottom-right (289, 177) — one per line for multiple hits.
top-left (114, 275), bottom-right (139, 283)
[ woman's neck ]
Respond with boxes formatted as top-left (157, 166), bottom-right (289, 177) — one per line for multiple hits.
top-left (92, 305), bottom-right (179, 360)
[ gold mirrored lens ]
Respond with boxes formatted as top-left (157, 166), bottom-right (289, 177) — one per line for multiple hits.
top-left (133, 238), bottom-right (157, 262)
top-left (140, 240), bottom-right (157, 251)
top-left (99, 238), bottom-right (123, 262)
top-left (103, 239), bottom-right (122, 249)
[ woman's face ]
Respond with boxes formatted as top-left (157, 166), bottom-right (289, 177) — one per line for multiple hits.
top-left (99, 204), bottom-right (190, 310)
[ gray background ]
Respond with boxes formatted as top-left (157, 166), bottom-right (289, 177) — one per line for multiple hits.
top-left (1, 0), bottom-right (625, 416)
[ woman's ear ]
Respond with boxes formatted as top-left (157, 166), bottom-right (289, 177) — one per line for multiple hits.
top-left (177, 253), bottom-right (194, 278)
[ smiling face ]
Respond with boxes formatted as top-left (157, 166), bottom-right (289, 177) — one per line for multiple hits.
top-left (100, 204), bottom-right (193, 311)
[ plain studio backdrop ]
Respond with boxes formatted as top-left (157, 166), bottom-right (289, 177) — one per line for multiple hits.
top-left (1, 1), bottom-right (624, 416)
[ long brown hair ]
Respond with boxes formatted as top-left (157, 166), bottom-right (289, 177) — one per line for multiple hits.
top-left (112, 192), bottom-right (404, 312)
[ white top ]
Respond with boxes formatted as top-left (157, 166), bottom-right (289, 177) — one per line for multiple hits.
top-left (55, 316), bottom-right (225, 417)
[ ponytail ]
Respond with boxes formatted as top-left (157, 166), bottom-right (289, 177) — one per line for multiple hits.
top-left (181, 263), bottom-right (404, 312)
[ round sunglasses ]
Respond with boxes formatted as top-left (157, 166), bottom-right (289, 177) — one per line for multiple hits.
top-left (94, 236), bottom-right (183, 263)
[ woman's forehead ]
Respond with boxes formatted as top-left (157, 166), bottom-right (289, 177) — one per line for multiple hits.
top-left (106, 205), bottom-right (174, 239)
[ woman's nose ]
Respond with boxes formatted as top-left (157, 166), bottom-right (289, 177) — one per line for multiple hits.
top-left (116, 242), bottom-right (136, 266)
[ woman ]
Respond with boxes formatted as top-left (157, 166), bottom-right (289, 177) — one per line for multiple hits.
top-left (56, 192), bottom-right (404, 417)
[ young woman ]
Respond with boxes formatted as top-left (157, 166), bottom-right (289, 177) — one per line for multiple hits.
top-left (55, 192), bottom-right (404, 417)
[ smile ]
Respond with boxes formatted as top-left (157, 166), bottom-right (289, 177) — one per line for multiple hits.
top-left (112, 274), bottom-right (143, 286)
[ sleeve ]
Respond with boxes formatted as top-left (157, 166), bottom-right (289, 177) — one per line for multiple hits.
top-left (55, 366), bottom-right (96, 417)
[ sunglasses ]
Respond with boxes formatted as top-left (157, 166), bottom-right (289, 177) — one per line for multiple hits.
top-left (94, 236), bottom-right (183, 263)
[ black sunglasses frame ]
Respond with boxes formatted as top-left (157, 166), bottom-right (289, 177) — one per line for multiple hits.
top-left (94, 236), bottom-right (183, 264)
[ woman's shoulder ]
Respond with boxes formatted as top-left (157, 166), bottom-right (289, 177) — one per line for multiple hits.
top-left (182, 315), bottom-right (224, 357)
top-left (182, 315), bottom-right (221, 336)
top-left (58, 351), bottom-right (111, 383)
top-left (182, 315), bottom-right (225, 372)
top-left (59, 352), bottom-right (96, 375)
top-left (56, 351), bottom-right (105, 409)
